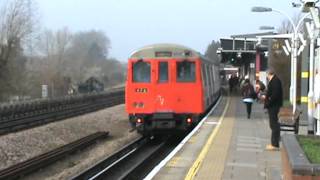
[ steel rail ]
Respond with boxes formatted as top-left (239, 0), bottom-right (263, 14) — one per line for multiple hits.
top-left (0, 91), bottom-right (124, 135)
top-left (71, 136), bottom-right (150, 180)
top-left (71, 135), bottom-right (186, 180)
top-left (0, 131), bottom-right (109, 180)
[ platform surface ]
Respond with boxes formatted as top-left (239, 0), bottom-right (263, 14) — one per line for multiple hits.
top-left (151, 95), bottom-right (307, 180)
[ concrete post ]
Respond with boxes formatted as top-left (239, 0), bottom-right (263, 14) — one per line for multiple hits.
top-left (300, 25), bottom-right (309, 129)
top-left (292, 34), bottom-right (298, 114)
top-left (308, 22), bottom-right (315, 134)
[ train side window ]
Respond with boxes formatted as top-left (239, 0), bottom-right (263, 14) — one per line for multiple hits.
top-left (132, 61), bottom-right (151, 83)
top-left (205, 65), bottom-right (208, 86)
top-left (158, 62), bottom-right (168, 83)
top-left (177, 61), bottom-right (195, 82)
top-left (211, 66), bottom-right (215, 84)
top-left (202, 64), bottom-right (207, 86)
top-left (209, 66), bottom-right (213, 86)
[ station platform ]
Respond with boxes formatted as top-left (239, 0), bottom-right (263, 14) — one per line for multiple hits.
top-left (148, 95), bottom-right (306, 180)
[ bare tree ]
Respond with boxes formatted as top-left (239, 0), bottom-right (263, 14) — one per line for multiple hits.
top-left (0, 0), bottom-right (38, 101)
top-left (0, 0), bottom-right (36, 69)
top-left (270, 13), bottom-right (303, 100)
top-left (65, 30), bottom-right (111, 82)
top-left (35, 29), bottom-right (121, 96)
top-left (277, 13), bottom-right (303, 33)
top-left (205, 40), bottom-right (221, 63)
top-left (37, 28), bottom-right (72, 72)
top-left (35, 28), bottom-right (72, 97)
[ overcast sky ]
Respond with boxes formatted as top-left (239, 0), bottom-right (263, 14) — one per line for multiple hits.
top-left (34, 0), bottom-right (301, 61)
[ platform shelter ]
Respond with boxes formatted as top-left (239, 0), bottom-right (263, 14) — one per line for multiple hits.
top-left (219, 32), bottom-right (276, 85)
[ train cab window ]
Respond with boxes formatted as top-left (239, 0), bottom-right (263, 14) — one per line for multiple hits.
top-left (158, 62), bottom-right (168, 83)
top-left (177, 61), bottom-right (195, 82)
top-left (132, 61), bottom-right (151, 83)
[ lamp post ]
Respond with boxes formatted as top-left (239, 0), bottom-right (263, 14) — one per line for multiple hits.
top-left (252, 6), bottom-right (310, 115)
top-left (306, 21), bottom-right (316, 134)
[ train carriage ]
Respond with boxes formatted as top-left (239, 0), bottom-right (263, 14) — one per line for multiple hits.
top-left (125, 43), bottom-right (220, 136)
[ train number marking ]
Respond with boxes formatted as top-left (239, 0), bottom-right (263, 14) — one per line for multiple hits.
top-left (135, 88), bottom-right (148, 93)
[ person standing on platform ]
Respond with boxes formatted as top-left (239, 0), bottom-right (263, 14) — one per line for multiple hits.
top-left (228, 74), bottom-right (235, 93)
top-left (241, 78), bottom-right (256, 119)
top-left (262, 69), bottom-right (283, 150)
top-left (255, 79), bottom-right (266, 102)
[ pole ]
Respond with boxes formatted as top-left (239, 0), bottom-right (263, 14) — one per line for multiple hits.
top-left (292, 32), bottom-right (298, 114)
top-left (308, 22), bottom-right (315, 134)
top-left (290, 39), bottom-right (294, 104)
top-left (273, 9), bottom-right (296, 104)
top-left (292, 13), bottom-right (311, 115)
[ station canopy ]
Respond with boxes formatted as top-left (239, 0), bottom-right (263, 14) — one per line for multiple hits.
top-left (219, 32), bottom-right (276, 66)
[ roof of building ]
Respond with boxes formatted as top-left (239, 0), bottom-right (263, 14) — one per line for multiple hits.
top-left (230, 32), bottom-right (277, 39)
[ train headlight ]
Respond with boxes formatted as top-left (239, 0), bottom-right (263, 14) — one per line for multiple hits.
top-left (186, 117), bottom-right (192, 124)
top-left (137, 118), bottom-right (143, 123)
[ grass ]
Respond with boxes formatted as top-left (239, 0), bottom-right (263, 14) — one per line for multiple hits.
top-left (297, 135), bottom-right (320, 164)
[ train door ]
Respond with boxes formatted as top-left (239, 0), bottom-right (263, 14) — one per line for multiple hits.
top-left (154, 60), bottom-right (172, 112)
top-left (129, 59), bottom-right (155, 113)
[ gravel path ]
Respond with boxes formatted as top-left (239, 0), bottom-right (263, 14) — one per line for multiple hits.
top-left (0, 104), bottom-right (140, 179)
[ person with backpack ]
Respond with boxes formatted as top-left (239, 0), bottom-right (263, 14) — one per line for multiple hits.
top-left (241, 78), bottom-right (256, 119)
top-left (255, 79), bottom-right (266, 102)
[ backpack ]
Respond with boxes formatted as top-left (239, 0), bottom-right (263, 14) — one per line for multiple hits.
top-left (243, 84), bottom-right (256, 99)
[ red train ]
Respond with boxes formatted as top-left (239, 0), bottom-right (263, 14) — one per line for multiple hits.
top-left (125, 44), bottom-right (221, 136)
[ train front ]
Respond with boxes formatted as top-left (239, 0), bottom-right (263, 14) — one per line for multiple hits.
top-left (125, 44), bottom-right (204, 136)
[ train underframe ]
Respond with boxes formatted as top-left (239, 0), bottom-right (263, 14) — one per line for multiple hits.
top-left (129, 113), bottom-right (200, 136)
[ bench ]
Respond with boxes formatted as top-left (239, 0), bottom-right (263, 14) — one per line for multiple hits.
top-left (278, 106), bottom-right (301, 134)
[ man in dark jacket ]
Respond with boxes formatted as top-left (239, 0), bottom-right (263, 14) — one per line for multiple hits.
top-left (263, 69), bottom-right (283, 150)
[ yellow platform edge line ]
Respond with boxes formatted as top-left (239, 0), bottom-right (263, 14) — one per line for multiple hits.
top-left (184, 97), bottom-right (231, 180)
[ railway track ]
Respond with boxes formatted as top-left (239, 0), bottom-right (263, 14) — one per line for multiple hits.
top-left (72, 95), bottom-right (222, 180)
top-left (0, 89), bottom-right (124, 135)
top-left (0, 131), bottom-right (109, 180)
top-left (71, 135), bottom-right (184, 180)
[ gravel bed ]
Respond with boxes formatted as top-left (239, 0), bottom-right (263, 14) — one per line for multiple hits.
top-left (0, 104), bottom-right (140, 179)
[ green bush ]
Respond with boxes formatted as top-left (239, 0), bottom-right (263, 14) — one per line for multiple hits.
top-left (297, 136), bottom-right (320, 164)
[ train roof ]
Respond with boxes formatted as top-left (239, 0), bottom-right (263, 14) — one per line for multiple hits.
top-left (129, 43), bottom-right (201, 59)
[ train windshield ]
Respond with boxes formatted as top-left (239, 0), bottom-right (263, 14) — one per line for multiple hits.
top-left (133, 61), bottom-right (151, 83)
top-left (158, 62), bottom-right (168, 83)
top-left (176, 61), bottom-right (195, 82)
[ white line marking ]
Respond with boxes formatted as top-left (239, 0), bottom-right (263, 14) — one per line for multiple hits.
top-left (143, 97), bottom-right (223, 180)
top-left (237, 136), bottom-right (261, 140)
top-left (236, 148), bottom-right (263, 153)
top-left (237, 143), bottom-right (262, 148)
top-left (227, 162), bottom-right (257, 168)
top-left (205, 121), bottom-right (220, 125)
top-left (237, 139), bottom-right (260, 143)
